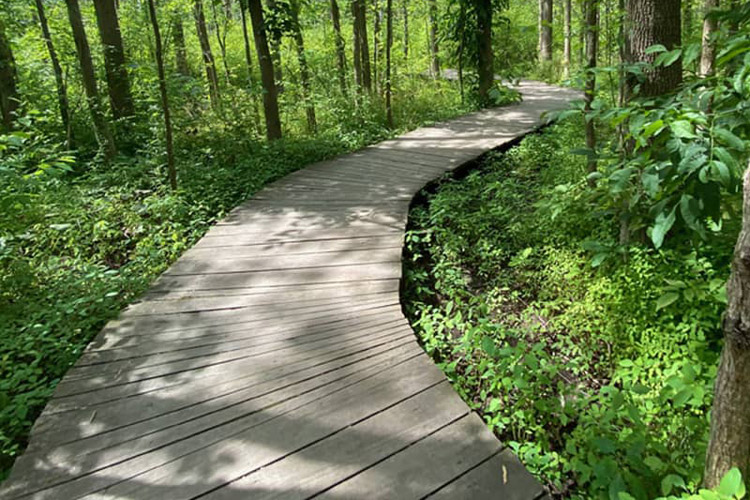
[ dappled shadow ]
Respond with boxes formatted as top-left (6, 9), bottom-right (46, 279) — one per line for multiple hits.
top-left (0, 81), bottom-right (576, 500)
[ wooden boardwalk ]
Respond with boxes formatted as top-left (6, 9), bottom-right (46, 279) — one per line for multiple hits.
top-left (1, 81), bottom-right (578, 499)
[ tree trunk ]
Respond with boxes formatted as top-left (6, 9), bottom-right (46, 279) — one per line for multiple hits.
top-left (402, 0), bottom-right (409, 59)
top-left (704, 163), bottom-right (750, 488)
top-left (64, 0), bottom-right (116, 158)
top-left (373, 0), bottom-right (381, 92)
top-left (210, 0), bottom-right (232, 84)
top-left (427, 0), bottom-right (440, 77)
top-left (330, 0), bottom-right (348, 96)
top-left (352, 0), bottom-right (363, 91)
top-left (248, 0), bottom-right (282, 139)
top-left (385, 0), bottom-right (393, 127)
top-left (540, 0), bottom-right (553, 62)
top-left (146, 0), bottom-right (177, 189)
top-left (585, 0), bottom-right (598, 179)
top-left (239, 0), bottom-right (263, 134)
top-left (475, 0), bottom-right (493, 104)
top-left (563, 0), bottom-right (571, 77)
top-left (267, 0), bottom-right (283, 86)
top-left (0, 18), bottom-right (18, 132)
top-left (624, 0), bottom-right (682, 98)
top-left (193, 0), bottom-right (221, 110)
top-left (700, 0), bottom-right (719, 77)
top-left (357, 0), bottom-right (372, 92)
top-left (35, 0), bottom-right (72, 143)
top-left (93, 0), bottom-right (135, 119)
top-left (290, 0), bottom-right (316, 132)
top-left (172, 17), bottom-right (191, 76)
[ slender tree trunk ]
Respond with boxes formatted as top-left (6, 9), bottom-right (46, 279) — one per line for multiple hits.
top-left (700, 0), bottom-right (719, 76)
top-left (290, 0), bottom-right (316, 132)
top-left (457, 2), bottom-right (466, 102)
top-left (64, 0), bottom-right (116, 158)
top-left (357, 0), bottom-right (372, 92)
top-left (427, 0), bottom-right (440, 77)
top-left (385, 0), bottom-right (393, 127)
top-left (93, 0), bottom-right (135, 119)
top-left (563, 0), bottom-right (571, 77)
top-left (704, 163), bottom-right (750, 488)
top-left (267, 0), bottom-right (283, 86)
top-left (193, 0), bottom-right (221, 109)
top-left (35, 0), bottom-right (72, 144)
top-left (0, 18), bottom-right (18, 132)
top-left (146, 0), bottom-right (177, 189)
top-left (239, 0), bottom-right (263, 134)
top-left (402, 0), bottom-right (409, 59)
top-left (172, 17), bottom-right (191, 76)
top-left (475, 0), bottom-right (493, 104)
top-left (624, 0), bottom-right (682, 97)
top-left (210, 0), bottom-right (232, 84)
top-left (584, 0), bottom-right (598, 180)
top-left (352, 0), bottom-right (363, 91)
top-left (373, 0), bottom-right (381, 92)
top-left (330, 0), bottom-right (348, 96)
top-left (248, 0), bottom-right (282, 139)
top-left (224, 0), bottom-right (233, 19)
top-left (540, 0), bottom-right (553, 62)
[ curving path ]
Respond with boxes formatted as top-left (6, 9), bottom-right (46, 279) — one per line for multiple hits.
top-left (2, 81), bottom-right (579, 499)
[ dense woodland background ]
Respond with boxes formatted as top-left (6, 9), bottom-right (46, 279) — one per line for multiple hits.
top-left (1, 0), bottom-right (750, 497)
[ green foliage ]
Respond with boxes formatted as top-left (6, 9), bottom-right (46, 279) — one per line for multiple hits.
top-left (404, 120), bottom-right (730, 498)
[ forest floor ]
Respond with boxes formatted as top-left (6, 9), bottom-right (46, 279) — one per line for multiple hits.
top-left (403, 119), bottom-right (731, 499)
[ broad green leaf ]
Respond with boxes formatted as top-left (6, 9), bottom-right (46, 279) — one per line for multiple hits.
top-left (651, 208), bottom-right (676, 248)
top-left (656, 292), bottom-right (680, 310)
top-left (718, 468), bottom-right (744, 497)
top-left (715, 128), bottom-right (746, 151)
top-left (661, 474), bottom-right (686, 496)
top-left (671, 120), bottom-right (697, 139)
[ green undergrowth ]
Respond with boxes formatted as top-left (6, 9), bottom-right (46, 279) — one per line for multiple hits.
top-left (403, 119), bottom-right (736, 499)
top-left (0, 78), bottom-right (484, 477)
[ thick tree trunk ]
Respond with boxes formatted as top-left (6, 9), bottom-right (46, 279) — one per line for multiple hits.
top-left (357, 0), bottom-right (372, 92)
top-left (248, 0), bottom-right (282, 139)
top-left (239, 0), bottom-right (263, 134)
top-left (704, 164), bottom-right (750, 488)
top-left (624, 0), bottom-right (682, 98)
top-left (93, 0), bottom-right (135, 119)
top-left (0, 18), bottom-right (18, 131)
top-left (700, 0), bottom-right (719, 77)
top-left (330, 0), bottom-right (348, 96)
top-left (402, 0), bottom-right (409, 59)
top-left (427, 0), bottom-right (440, 77)
top-left (193, 0), bottom-right (221, 110)
top-left (146, 0), bottom-right (177, 189)
top-left (290, 0), bottom-right (316, 132)
top-left (172, 17), bottom-right (191, 76)
top-left (585, 0), bottom-right (598, 179)
top-left (267, 0), bottom-right (283, 86)
top-left (65, 0), bottom-right (116, 158)
top-left (475, 0), bottom-right (493, 104)
top-left (540, 0), bottom-right (553, 62)
top-left (35, 0), bottom-right (71, 143)
top-left (385, 0), bottom-right (393, 127)
top-left (563, 0), bottom-right (571, 77)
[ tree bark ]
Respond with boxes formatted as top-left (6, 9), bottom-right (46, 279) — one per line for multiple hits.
top-left (93, 0), bottom-right (135, 119)
top-left (700, 0), bottom-right (719, 77)
top-left (540, 0), bottom-right (553, 62)
top-left (563, 0), bottom-right (571, 78)
top-left (266, 0), bottom-right (284, 86)
top-left (704, 163), bottom-right (750, 488)
top-left (373, 0), bottom-right (381, 91)
top-left (172, 17), bottom-right (191, 76)
top-left (248, 0), bottom-right (282, 139)
top-left (0, 18), bottom-right (18, 132)
top-left (584, 0), bottom-right (598, 179)
top-left (64, 0), bottom-right (117, 158)
top-left (352, 0), bottom-right (363, 91)
top-left (427, 0), bottom-right (440, 77)
top-left (475, 0), bottom-right (493, 104)
top-left (35, 0), bottom-right (72, 143)
top-left (239, 0), bottom-right (263, 134)
top-left (330, 0), bottom-right (348, 96)
top-left (290, 0), bottom-right (316, 132)
top-left (146, 0), bottom-right (177, 190)
top-left (357, 0), bottom-right (372, 92)
top-left (624, 0), bottom-right (682, 98)
top-left (385, 0), bottom-right (393, 127)
top-left (193, 0), bottom-right (221, 110)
